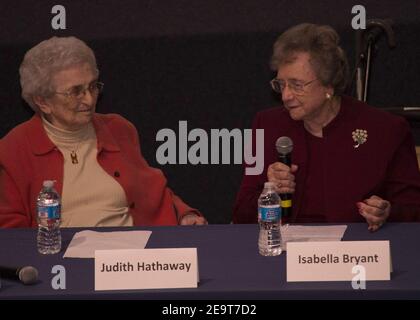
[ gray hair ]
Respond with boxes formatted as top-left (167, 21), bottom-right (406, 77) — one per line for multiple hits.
top-left (19, 36), bottom-right (99, 112)
top-left (270, 23), bottom-right (349, 96)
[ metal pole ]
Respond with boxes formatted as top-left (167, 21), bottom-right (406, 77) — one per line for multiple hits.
top-left (363, 42), bottom-right (373, 102)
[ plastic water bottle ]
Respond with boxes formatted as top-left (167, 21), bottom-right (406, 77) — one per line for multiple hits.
top-left (258, 182), bottom-right (282, 256)
top-left (37, 180), bottom-right (61, 254)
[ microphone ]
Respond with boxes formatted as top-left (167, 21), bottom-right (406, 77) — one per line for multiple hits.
top-left (275, 136), bottom-right (293, 217)
top-left (0, 265), bottom-right (38, 285)
top-left (354, 18), bottom-right (396, 101)
top-left (365, 19), bottom-right (396, 48)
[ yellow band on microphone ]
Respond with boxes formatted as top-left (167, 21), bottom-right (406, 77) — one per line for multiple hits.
top-left (280, 200), bottom-right (292, 208)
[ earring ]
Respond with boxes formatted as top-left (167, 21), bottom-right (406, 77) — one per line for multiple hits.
top-left (326, 93), bottom-right (332, 100)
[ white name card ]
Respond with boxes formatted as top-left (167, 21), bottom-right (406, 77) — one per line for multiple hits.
top-left (95, 248), bottom-right (198, 291)
top-left (287, 241), bottom-right (390, 282)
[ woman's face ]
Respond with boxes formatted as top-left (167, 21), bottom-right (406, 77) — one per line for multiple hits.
top-left (38, 63), bottom-right (99, 131)
top-left (276, 52), bottom-right (333, 122)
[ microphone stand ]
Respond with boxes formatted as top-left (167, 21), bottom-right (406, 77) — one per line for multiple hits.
top-left (355, 29), bottom-right (365, 101)
top-left (363, 40), bottom-right (373, 102)
top-left (354, 21), bottom-right (420, 129)
top-left (354, 19), bottom-right (396, 102)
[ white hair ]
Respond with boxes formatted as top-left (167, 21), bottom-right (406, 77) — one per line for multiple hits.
top-left (19, 36), bottom-right (99, 112)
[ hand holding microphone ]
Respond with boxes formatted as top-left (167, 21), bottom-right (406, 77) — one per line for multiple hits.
top-left (267, 137), bottom-right (297, 217)
top-left (267, 162), bottom-right (298, 193)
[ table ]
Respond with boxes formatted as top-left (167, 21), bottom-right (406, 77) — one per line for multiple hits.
top-left (1, 223), bottom-right (420, 299)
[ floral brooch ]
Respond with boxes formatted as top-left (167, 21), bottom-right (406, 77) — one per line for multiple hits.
top-left (352, 129), bottom-right (368, 148)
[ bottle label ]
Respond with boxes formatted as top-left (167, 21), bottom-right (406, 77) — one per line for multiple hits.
top-left (37, 205), bottom-right (61, 219)
top-left (258, 205), bottom-right (281, 222)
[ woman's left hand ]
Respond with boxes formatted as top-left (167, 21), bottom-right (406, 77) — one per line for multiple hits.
top-left (357, 195), bottom-right (391, 232)
top-left (179, 213), bottom-right (208, 225)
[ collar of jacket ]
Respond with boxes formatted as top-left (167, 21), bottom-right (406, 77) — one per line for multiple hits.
top-left (27, 113), bottom-right (121, 155)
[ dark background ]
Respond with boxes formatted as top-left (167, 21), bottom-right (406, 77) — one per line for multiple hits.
top-left (1, 0), bottom-right (420, 223)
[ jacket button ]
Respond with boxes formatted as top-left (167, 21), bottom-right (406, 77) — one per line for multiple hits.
top-left (114, 171), bottom-right (120, 177)
top-left (130, 202), bottom-right (135, 209)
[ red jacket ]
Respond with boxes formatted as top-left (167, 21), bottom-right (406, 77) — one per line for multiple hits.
top-left (0, 113), bottom-right (200, 227)
top-left (233, 96), bottom-right (420, 223)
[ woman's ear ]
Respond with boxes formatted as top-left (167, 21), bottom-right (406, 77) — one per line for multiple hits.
top-left (325, 87), bottom-right (335, 100)
top-left (33, 96), bottom-right (52, 114)
top-left (327, 85), bottom-right (335, 97)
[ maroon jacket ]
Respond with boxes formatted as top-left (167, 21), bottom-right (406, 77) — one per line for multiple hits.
top-left (233, 96), bottom-right (420, 223)
top-left (0, 113), bottom-right (200, 228)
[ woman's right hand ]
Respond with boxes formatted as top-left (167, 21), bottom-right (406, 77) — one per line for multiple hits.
top-left (267, 162), bottom-right (298, 194)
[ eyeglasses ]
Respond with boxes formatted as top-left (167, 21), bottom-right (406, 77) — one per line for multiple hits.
top-left (270, 78), bottom-right (317, 95)
top-left (53, 81), bottom-right (104, 100)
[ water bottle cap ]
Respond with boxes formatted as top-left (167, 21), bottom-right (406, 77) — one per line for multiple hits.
top-left (42, 180), bottom-right (55, 188)
top-left (264, 182), bottom-right (276, 189)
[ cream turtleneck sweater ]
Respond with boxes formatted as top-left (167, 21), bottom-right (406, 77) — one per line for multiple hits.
top-left (42, 117), bottom-right (133, 227)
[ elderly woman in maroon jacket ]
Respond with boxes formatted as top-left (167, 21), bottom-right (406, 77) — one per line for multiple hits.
top-left (233, 23), bottom-right (420, 230)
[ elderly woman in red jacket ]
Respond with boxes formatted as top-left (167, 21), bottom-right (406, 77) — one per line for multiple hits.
top-left (0, 36), bottom-right (206, 228)
top-left (233, 23), bottom-right (420, 230)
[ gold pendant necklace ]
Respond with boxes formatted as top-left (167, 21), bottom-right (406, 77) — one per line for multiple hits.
top-left (70, 151), bottom-right (79, 164)
top-left (65, 129), bottom-right (89, 165)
